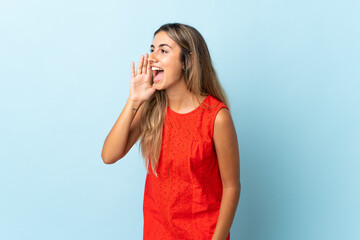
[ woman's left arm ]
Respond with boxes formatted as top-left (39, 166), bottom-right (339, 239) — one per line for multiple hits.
top-left (212, 108), bottom-right (241, 240)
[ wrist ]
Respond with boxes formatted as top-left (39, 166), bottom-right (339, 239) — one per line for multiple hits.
top-left (127, 97), bottom-right (143, 110)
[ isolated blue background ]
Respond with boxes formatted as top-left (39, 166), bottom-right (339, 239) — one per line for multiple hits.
top-left (1, 0), bottom-right (359, 239)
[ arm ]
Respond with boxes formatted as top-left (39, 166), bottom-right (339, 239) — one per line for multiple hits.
top-left (101, 53), bottom-right (155, 164)
top-left (101, 98), bottom-right (143, 164)
top-left (212, 108), bottom-right (241, 240)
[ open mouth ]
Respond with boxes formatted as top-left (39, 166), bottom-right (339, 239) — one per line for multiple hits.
top-left (152, 67), bottom-right (164, 82)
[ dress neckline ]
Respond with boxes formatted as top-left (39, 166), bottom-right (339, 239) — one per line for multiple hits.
top-left (167, 95), bottom-right (210, 116)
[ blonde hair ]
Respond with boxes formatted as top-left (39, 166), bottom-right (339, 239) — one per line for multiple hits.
top-left (139, 23), bottom-right (229, 176)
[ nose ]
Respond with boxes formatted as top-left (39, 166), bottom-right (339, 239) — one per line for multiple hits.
top-left (148, 51), bottom-right (157, 64)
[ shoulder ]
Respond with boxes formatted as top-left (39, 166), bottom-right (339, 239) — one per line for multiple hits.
top-left (206, 95), bottom-right (223, 106)
top-left (206, 95), bottom-right (230, 119)
top-left (214, 107), bottom-right (232, 128)
top-left (212, 94), bottom-right (235, 133)
top-left (213, 107), bottom-right (238, 163)
top-left (211, 105), bottom-right (233, 141)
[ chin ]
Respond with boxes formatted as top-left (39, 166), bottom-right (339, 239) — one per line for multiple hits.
top-left (153, 82), bottom-right (164, 90)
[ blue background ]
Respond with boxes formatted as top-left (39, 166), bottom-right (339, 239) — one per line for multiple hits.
top-left (1, 0), bottom-right (359, 239)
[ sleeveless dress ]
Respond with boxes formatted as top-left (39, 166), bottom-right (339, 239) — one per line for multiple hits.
top-left (143, 94), bottom-right (230, 240)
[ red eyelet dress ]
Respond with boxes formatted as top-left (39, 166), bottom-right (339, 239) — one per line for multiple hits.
top-left (143, 94), bottom-right (230, 240)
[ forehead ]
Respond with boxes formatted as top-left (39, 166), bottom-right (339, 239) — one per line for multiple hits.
top-left (151, 31), bottom-right (177, 48)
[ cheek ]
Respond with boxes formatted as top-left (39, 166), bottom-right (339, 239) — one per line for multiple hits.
top-left (168, 62), bottom-right (183, 75)
top-left (165, 69), bottom-right (182, 80)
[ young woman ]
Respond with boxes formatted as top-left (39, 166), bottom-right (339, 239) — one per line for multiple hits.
top-left (101, 23), bottom-right (240, 240)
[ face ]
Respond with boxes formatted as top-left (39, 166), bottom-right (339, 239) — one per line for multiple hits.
top-left (149, 31), bottom-right (184, 90)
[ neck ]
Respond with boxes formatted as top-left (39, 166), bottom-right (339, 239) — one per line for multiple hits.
top-left (165, 80), bottom-right (205, 113)
top-left (166, 82), bottom-right (192, 110)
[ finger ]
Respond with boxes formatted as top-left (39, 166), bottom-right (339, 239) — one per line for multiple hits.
top-left (147, 54), bottom-right (151, 76)
top-left (131, 61), bottom-right (135, 78)
top-left (142, 53), bottom-right (148, 74)
top-left (136, 55), bottom-right (143, 75)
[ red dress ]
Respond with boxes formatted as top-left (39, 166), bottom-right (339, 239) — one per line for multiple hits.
top-left (143, 95), bottom-right (230, 240)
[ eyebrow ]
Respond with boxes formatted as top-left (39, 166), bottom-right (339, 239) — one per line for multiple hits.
top-left (150, 44), bottom-right (172, 49)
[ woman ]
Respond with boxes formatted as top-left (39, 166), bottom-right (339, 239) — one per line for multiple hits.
top-left (101, 23), bottom-right (240, 240)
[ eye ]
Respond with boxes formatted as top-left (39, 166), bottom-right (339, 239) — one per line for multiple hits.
top-left (150, 49), bottom-right (154, 53)
top-left (161, 49), bottom-right (167, 53)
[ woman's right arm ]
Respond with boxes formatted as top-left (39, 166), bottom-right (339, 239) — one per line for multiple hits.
top-left (101, 53), bottom-right (155, 164)
top-left (101, 98), bottom-right (144, 164)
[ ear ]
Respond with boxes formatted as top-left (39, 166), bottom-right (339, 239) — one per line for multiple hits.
top-left (183, 51), bottom-right (194, 71)
top-left (188, 52), bottom-right (194, 67)
top-left (190, 52), bottom-right (194, 66)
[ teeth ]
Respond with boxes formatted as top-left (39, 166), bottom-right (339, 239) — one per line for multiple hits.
top-left (151, 67), bottom-right (163, 71)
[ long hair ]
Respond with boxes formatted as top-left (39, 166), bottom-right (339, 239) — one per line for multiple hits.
top-left (139, 23), bottom-right (229, 177)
